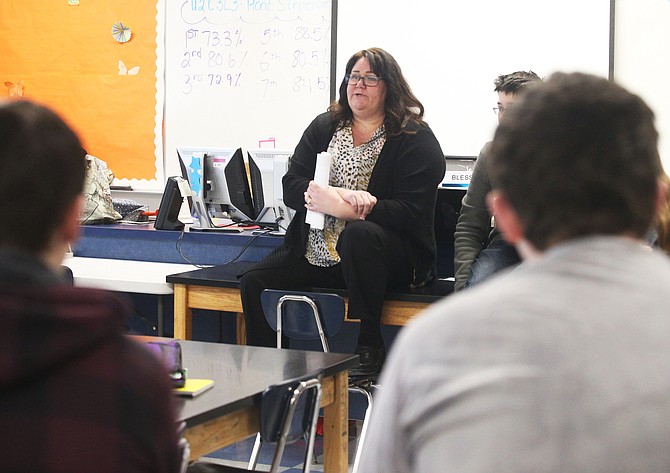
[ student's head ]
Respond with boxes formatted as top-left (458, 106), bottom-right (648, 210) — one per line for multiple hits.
top-left (493, 70), bottom-right (541, 121)
top-left (0, 100), bottom-right (86, 255)
top-left (488, 72), bottom-right (662, 253)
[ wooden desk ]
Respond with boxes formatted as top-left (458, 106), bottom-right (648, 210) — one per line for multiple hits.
top-left (151, 337), bottom-right (358, 473)
top-left (167, 262), bottom-right (453, 342)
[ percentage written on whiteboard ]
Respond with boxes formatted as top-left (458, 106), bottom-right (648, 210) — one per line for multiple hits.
top-left (185, 28), bottom-right (243, 48)
top-left (207, 73), bottom-right (242, 86)
top-left (292, 49), bottom-right (328, 68)
top-left (294, 25), bottom-right (330, 42)
top-left (206, 50), bottom-right (248, 68)
top-left (292, 75), bottom-right (328, 94)
top-left (181, 72), bottom-right (242, 94)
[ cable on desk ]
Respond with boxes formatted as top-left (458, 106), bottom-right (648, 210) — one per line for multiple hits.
top-left (174, 228), bottom-right (274, 268)
top-left (275, 215), bottom-right (290, 234)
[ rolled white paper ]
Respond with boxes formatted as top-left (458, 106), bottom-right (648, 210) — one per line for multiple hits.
top-left (305, 151), bottom-right (331, 230)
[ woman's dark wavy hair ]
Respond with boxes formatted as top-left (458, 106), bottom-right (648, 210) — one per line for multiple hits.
top-left (328, 48), bottom-right (426, 137)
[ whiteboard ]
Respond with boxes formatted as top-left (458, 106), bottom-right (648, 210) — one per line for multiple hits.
top-left (163, 0), bottom-right (335, 180)
top-left (337, 0), bottom-right (612, 156)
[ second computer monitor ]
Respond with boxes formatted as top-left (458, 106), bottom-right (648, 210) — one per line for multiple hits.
top-left (247, 148), bottom-right (294, 232)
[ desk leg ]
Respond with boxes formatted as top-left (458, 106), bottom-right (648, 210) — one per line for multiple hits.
top-left (236, 312), bottom-right (246, 345)
top-left (323, 370), bottom-right (349, 473)
top-left (173, 284), bottom-right (192, 340)
top-left (157, 295), bottom-right (164, 337)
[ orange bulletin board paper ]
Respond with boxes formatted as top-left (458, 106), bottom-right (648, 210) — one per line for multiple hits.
top-left (0, 0), bottom-right (159, 181)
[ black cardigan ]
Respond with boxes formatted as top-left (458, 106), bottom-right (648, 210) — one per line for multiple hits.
top-left (259, 111), bottom-right (445, 287)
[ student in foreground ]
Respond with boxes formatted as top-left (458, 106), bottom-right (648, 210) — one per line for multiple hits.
top-left (357, 73), bottom-right (670, 472)
top-left (0, 100), bottom-right (181, 473)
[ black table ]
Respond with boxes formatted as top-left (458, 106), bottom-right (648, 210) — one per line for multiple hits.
top-left (136, 336), bottom-right (358, 473)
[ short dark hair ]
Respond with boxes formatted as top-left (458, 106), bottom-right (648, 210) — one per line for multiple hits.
top-left (0, 100), bottom-right (86, 251)
top-left (489, 72), bottom-right (661, 250)
top-left (494, 71), bottom-right (541, 94)
top-left (329, 47), bottom-right (425, 137)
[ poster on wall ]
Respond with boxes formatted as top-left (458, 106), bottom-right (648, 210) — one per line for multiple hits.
top-left (0, 0), bottom-right (163, 188)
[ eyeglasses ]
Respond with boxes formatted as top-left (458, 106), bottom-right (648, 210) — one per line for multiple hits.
top-left (345, 74), bottom-right (383, 87)
top-left (492, 106), bottom-right (511, 116)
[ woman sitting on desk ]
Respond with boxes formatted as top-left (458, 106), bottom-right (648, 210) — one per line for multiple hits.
top-left (240, 47), bottom-right (445, 376)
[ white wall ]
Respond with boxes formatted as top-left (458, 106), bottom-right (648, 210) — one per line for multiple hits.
top-left (614, 0), bottom-right (670, 171)
top-left (337, 0), bottom-right (611, 157)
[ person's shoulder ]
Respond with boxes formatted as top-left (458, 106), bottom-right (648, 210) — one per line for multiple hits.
top-left (478, 141), bottom-right (493, 159)
top-left (404, 119), bottom-right (436, 137)
top-left (415, 121), bottom-right (443, 147)
top-left (300, 111), bottom-right (338, 142)
top-left (469, 142), bottom-right (491, 177)
top-left (311, 111), bottom-right (337, 129)
top-left (395, 120), bottom-right (444, 156)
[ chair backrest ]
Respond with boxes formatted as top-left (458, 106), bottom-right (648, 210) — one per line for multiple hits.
top-left (260, 376), bottom-right (322, 473)
top-left (260, 289), bottom-right (345, 349)
top-left (176, 421), bottom-right (191, 473)
top-left (61, 265), bottom-right (74, 285)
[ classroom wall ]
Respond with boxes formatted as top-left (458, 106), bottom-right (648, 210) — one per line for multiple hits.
top-left (336, 0), bottom-right (611, 158)
top-left (2, 0), bottom-right (668, 189)
top-left (613, 0), bottom-right (670, 172)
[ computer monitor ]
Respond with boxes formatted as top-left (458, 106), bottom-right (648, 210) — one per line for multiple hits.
top-left (154, 176), bottom-right (186, 231)
top-left (177, 146), bottom-right (255, 228)
top-left (247, 148), bottom-right (295, 233)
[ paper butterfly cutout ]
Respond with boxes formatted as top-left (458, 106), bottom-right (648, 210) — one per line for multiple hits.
top-left (118, 60), bottom-right (140, 75)
top-left (4, 80), bottom-right (24, 98)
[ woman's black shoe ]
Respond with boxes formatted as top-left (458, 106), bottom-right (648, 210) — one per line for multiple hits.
top-left (349, 345), bottom-right (385, 377)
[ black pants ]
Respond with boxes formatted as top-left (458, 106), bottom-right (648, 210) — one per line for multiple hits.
top-left (240, 220), bottom-right (413, 348)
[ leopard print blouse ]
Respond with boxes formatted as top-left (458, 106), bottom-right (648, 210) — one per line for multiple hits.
top-left (305, 123), bottom-right (386, 267)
